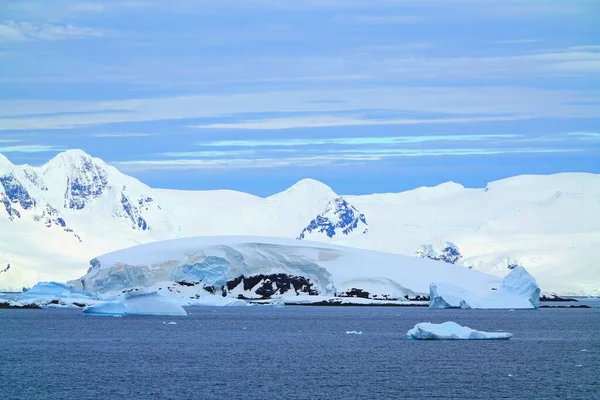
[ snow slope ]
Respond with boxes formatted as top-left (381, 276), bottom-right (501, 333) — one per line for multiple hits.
top-left (1, 150), bottom-right (599, 294)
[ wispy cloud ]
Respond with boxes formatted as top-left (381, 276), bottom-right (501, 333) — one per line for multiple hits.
top-left (71, 1), bottom-right (155, 13)
top-left (91, 132), bottom-right (155, 138)
top-left (1, 85), bottom-right (598, 131)
top-left (194, 134), bottom-right (522, 147)
top-left (496, 39), bottom-right (540, 44)
top-left (0, 21), bottom-right (105, 42)
top-left (0, 144), bottom-right (65, 153)
top-left (160, 150), bottom-right (263, 158)
top-left (113, 147), bottom-right (581, 171)
top-left (334, 14), bottom-right (423, 24)
top-left (567, 131), bottom-right (600, 139)
top-left (192, 115), bottom-right (531, 130)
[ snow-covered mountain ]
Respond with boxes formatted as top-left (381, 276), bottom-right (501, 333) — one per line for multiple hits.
top-left (298, 197), bottom-right (368, 240)
top-left (1, 149), bottom-right (599, 295)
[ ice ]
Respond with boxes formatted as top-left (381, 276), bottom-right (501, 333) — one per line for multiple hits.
top-left (429, 266), bottom-right (540, 309)
top-left (187, 296), bottom-right (249, 307)
top-left (15, 281), bottom-right (96, 301)
top-left (407, 322), bottom-right (513, 340)
top-left (345, 331), bottom-right (363, 335)
top-left (7, 281), bottom-right (99, 308)
top-left (83, 292), bottom-right (187, 316)
top-left (71, 236), bottom-right (501, 306)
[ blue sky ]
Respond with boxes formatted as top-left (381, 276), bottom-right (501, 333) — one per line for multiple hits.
top-left (1, 0), bottom-right (599, 196)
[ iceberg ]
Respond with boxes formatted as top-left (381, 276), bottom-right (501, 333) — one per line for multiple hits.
top-left (407, 322), bottom-right (513, 340)
top-left (429, 266), bottom-right (540, 309)
top-left (15, 281), bottom-right (96, 301)
top-left (70, 236), bottom-right (501, 306)
top-left (10, 281), bottom-right (98, 308)
top-left (83, 292), bottom-right (187, 316)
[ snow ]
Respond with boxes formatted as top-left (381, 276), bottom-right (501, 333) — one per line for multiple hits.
top-left (407, 322), bottom-right (513, 340)
top-left (1, 149), bottom-right (599, 295)
top-left (71, 236), bottom-right (501, 302)
top-left (298, 197), bottom-right (368, 240)
top-left (83, 292), bottom-right (188, 316)
top-left (429, 266), bottom-right (541, 309)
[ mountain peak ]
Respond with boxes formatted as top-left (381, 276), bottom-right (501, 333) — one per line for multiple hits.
top-left (0, 153), bottom-right (14, 173)
top-left (271, 178), bottom-right (336, 200)
top-left (41, 149), bottom-right (110, 210)
top-left (45, 149), bottom-right (103, 169)
top-left (298, 196), bottom-right (368, 240)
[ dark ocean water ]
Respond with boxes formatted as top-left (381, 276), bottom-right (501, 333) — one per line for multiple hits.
top-left (1, 307), bottom-right (599, 400)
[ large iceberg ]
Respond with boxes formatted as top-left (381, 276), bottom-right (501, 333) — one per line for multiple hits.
top-left (69, 236), bottom-right (501, 305)
top-left (83, 292), bottom-right (188, 316)
top-left (429, 266), bottom-right (540, 309)
top-left (407, 322), bottom-right (513, 340)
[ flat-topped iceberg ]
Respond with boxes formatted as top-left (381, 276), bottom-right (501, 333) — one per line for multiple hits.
top-left (69, 236), bottom-right (501, 305)
top-left (407, 322), bottom-right (513, 340)
top-left (429, 266), bottom-right (540, 309)
top-left (83, 292), bottom-right (187, 316)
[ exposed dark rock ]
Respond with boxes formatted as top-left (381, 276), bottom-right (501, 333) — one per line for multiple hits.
top-left (224, 273), bottom-right (318, 299)
top-left (405, 294), bottom-right (430, 301)
top-left (287, 299), bottom-right (429, 307)
top-left (540, 294), bottom-right (577, 302)
top-left (540, 304), bottom-right (590, 308)
top-left (175, 280), bottom-right (200, 287)
top-left (298, 197), bottom-right (368, 239)
top-left (0, 301), bottom-right (41, 309)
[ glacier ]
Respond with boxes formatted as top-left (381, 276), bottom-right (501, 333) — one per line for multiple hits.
top-left (83, 292), bottom-right (188, 316)
top-left (407, 322), bottom-right (513, 340)
top-left (429, 266), bottom-right (541, 309)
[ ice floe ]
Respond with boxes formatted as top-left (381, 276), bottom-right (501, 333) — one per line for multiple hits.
top-left (407, 321), bottom-right (513, 340)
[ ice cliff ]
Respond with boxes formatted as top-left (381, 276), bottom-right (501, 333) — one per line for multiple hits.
top-left (429, 266), bottom-right (541, 309)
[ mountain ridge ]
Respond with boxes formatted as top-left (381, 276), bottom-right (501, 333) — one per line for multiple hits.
top-left (1, 149), bottom-right (599, 295)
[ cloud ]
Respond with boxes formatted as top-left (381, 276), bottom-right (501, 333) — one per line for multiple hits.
top-left (0, 21), bottom-right (105, 42)
top-left (194, 135), bottom-right (522, 147)
top-left (567, 131), bottom-right (600, 139)
top-left (334, 14), bottom-right (423, 24)
top-left (113, 147), bottom-right (581, 171)
top-left (191, 116), bottom-right (530, 130)
top-left (91, 132), bottom-right (155, 138)
top-left (0, 144), bottom-right (65, 153)
top-left (1, 85), bottom-right (598, 131)
top-left (160, 150), bottom-right (262, 158)
top-left (496, 39), bottom-right (540, 44)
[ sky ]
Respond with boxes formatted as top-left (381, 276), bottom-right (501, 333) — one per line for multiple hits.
top-left (1, 0), bottom-right (599, 196)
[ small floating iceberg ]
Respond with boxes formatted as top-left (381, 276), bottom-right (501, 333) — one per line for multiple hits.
top-left (407, 321), bottom-right (513, 340)
top-left (83, 292), bottom-right (187, 317)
